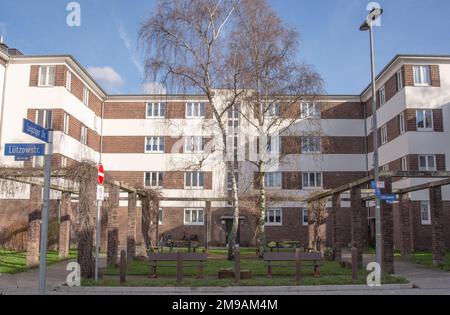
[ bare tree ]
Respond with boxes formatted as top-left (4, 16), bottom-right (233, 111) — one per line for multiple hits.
top-left (228, 0), bottom-right (323, 256)
top-left (139, 0), bottom-right (243, 260)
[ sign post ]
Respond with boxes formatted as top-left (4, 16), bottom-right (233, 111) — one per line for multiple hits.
top-left (95, 164), bottom-right (104, 282)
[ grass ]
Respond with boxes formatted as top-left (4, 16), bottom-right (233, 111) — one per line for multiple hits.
top-left (410, 251), bottom-right (450, 271)
top-left (84, 248), bottom-right (407, 287)
top-left (0, 249), bottom-right (77, 274)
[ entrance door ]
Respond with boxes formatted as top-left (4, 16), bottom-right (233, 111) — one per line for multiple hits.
top-left (225, 219), bottom-right (241, 246)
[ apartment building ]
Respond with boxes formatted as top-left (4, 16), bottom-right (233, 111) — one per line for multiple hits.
top-left (0, 41), bottom-right (449, 250)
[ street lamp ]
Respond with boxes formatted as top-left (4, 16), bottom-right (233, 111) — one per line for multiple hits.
top-left (360, 7), bottom-right (383, 271)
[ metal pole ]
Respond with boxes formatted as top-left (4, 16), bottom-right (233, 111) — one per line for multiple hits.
top-left (95, 200), bottom-right (101, 282)
top-left (38, 130), bottom-right (53, 295)
top-left (369, 24), bottom-right (383, 271)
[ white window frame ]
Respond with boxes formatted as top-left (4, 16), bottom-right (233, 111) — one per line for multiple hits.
top-left (227, 171), bottom-right (239, 191)
top-left (303, 172), bottom-right (323, 189)
top-left (302, 208), bottom-right (309, 226)
top-left (419, 155), bottom-right (437, 171)
top-left (146, 102), bottom-right (166, 118)
top-left (265, 102), bottom-right (280, 117)
top-left (184, 208), bottom-right (204, 226)
top-left (401, 157), bottom-right (408, 171)
top-left (399, 112), bottom-right (406, 134)
top-left (302, 136), bottom-right (322, 154)
top-left (265, 208), bottom-right (282, 226)
top-left (420, 201), bottom-right (431, 225)
top-left (61, 156), bottom-right (68, 168)
top-left (63, 113), bottom-right (70, 134)
top-left (396, 70), bottom-right (403, 91)
top-left (301, 102), bottom-right (321, 119)
top-left (35, 109), bottom-right (52, 129)
top-left (379, 86), bottom-right (386, 106)
top-left (264, 172), bottom-right (282, 189)
top-left (186, 102), bottom-right (206, 118)
top-left (382, 164), bottom-right (390, 172)
top-left (185, 172), bottom-right (205, 189)
top-left (144, 172), bottom-right (164, 188)
top-left (416, 109), bottom-right (434, 131)
top-left (145, 137), bottom-right (165, 153)
top-left (381, 124), bottom-right (388, 145)
top-left (38, 66), bottom-right (56, 87)
top-left (413, 65), bottom-right (431, 86)
top-left (66, 71), bottom-right (72, 92)
top-left (80, 125), bottom-right (88, 145)
top-left (158, 208), bottom-right (164, 225)
top-left (184, 136), bottom-right (204, 153)
top-left (83, 87), bottom-right (89, 106)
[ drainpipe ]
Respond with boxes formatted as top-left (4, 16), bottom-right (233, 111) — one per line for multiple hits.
top-left (99, 100), bottom-right (105, 164)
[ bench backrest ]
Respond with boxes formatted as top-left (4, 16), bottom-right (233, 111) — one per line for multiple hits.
top-left (264, 252), bottom-right (322, 261)
top-left (148, 253), bottom-right (207, 262)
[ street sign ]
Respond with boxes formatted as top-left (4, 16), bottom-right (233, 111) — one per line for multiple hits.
top-left (96, 185), bottom-right (105, 201)
top-left (15, 156), bottom-right (32, 162)
top-left (381, 194), bottom-right (397, 202)
top-left (98, 164), bottom-right (104, 186)
top-left (23, 119), bottom-right (50, 143)
top-left (371, 181), bottom-right (385, 189)
top-left (4, 143), bottom-right (46, 157)
top-left (374, 188), bottom-right (381, 196)
top-left (386, 200), bottom-right (395, 205)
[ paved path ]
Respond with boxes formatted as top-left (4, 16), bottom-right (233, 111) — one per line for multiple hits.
top-left (394, 260), bottom-right (450, 292)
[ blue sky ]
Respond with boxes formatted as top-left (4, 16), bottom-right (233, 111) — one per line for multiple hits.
top-left (1, 0), bottom-right (450, 95)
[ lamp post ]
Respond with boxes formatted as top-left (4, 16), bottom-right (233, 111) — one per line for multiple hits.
top-left (360, 7), bottom-right (383, 271)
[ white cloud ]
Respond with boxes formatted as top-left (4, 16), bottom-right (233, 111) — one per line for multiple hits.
top-left (118, 25), bottom-right (144, 76)
top-left (142, 82), bottom-right (167, 94)
top-left (87, 66), bottom-right (124, 92)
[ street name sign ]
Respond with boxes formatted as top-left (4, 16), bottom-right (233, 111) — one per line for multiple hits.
top-left (4, 143), bottom-right (45, 157)
top-left (380, 194), bottom-right (397, 202)
top-left (23, 119), bottom-right (50, 143)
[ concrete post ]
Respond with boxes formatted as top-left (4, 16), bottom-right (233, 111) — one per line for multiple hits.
top-left (381, 178), bottom-right (395, 274)
top-left (429, 186), bottom-right (446, 266)
top-left (399, 193), bottom-right (412, 260)
top-left (350, 186), bottom-right (363, 269)
top-left (58, 192), bottom-right (72, 259)
top-left (107, 184), bottom-right (120, 267)
top-left (26, 184), bottom-right (42, 267)
top-left (127, 192), bottom-right (137, 262)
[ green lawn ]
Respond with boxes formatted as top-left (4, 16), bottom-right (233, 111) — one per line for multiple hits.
top-left (411, 252), bottom-right (450, 271)
top-left (0, 249), bottom-right (77, 274)
top-left (85, 248), bottom-right (407, 287)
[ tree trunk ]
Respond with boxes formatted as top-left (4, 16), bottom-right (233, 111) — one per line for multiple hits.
top-left (256, 161), bottom-right (267, 258)
top-left (227, 160), bottom-right (240, 260)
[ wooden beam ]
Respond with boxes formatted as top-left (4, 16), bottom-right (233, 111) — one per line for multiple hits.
top-left (395, 178), bottom-right (450, 195)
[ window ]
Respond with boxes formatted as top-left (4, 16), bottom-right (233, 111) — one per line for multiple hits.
top-left (419, 155), bottom-right (436, 171)
top-left (184, 209), bottom-right (204, 225)
top-left (66, 71), bottom-right (72, 92)
top-left (38, 66), bottom-right (56, 86)
top-left (258, 136), bottom-right (280, 154)
top-left (302, 208), bottom-right (309, 226)
top-left (382, 164), bottom-right (390, 171)
top-left (266, 102), bottom-right (280, 117)
top-left (158, 208), bottom-right (164, 225)
top-left (184, 136), bottom-right (204, 153)
top-left (186, 102), bottom-right (206, 118)
top-left (381, 125), bottom-right (388, 145)
top-left (368, 116), bottom-right (374, 132)
top-left (264, 172), bottom-right (282, 189)
top-left (420, 201), bottom-right (431, 225)
top-left (83, 87), bottom-right (89, 106)
top-left (145, 137), bottom-right (165, 153)
top-left (63, 113), bottom-right (70, 134)
top-left (301, 102), bottom-right (321, 119)
top-left (379, 87), bottom-right (386, 106)
top-left (401, 157), bottom-right (408, 171)
top-left (227, 171), bottom-right (239, 191)
top-left (185, 172), bottom-right (205, 189)
top-left (146, 102), bottom-right (166, 118)
top-left (144, 172), bottom-right (164, 188)
top-left (399, 112), bottom-right (406, 134)
top-left (413, 65), bottom-right (431, 86)
top-left (396, 70), bottom-right (403, 91)
top-left (61, 156), bottom-right (68, 168)
top-left (32, 156), bottom-right (44, 168)
top-left (302, 136), bottom-right (321, 153)
top-left (303, 172), bottom-right (323, 189)
top-left (228, 104), bottom-right (240, 129)
top-left (416, 110), bottom-right (433, 131)
top-left (80, 125), bottom-right (88, 145)
top-left (35, 109), bottom-right (52, 129)
top-left (266, 208), bottom-right (282, 226)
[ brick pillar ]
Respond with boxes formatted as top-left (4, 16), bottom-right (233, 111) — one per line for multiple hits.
top-left (107, 185), bottom-right (120, 267)
top-left (350, 187), bottom-right (363, 268)
top-left (430, 186), bottom-right (446, 266)
top-left (399, 193), bottom-right (412, 260)
top-left (332, 193), bottom-right (343, 262)
top-left (382, 178), bottom-right (395, 274)
top-left (26, 185), bottom-right (42, 267)
top-left (58, 192), bottom-right (72, 259)
top-left (127, 192), bottom-right (137, 262)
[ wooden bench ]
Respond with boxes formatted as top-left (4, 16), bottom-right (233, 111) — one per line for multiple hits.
top-left (168, 240), bottom-right (200, 253)
top-left (148, 252), bottom-right (207, 281)
top-left (264, 251), bottom-right (323, 278)
top-left (267, 241), bottom-right (303, 252)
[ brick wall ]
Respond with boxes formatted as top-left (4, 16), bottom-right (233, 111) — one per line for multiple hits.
top-left (321, 102), bottom-right (364, 119)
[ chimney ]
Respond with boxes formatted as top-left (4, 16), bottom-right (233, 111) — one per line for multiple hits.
top-left (0, 36), bottom-right (8, 52)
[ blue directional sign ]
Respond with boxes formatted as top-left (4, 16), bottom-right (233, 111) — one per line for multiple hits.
top-left (4, 143), bottom-right (46, 157)
top-left (371, 181), bottom-right (377, 189)
top-left (381, 194), bottom-right (397, 202)
top-left (386, 200), bottom-right (394, 205)
top-left (375, 188), bottom-right (382, 196)
top-left (22, 119), bottom-right (50, 143)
